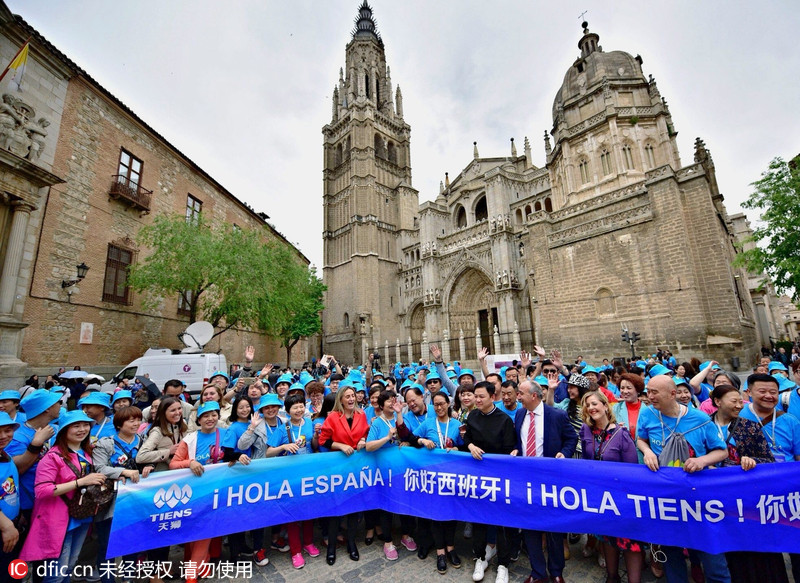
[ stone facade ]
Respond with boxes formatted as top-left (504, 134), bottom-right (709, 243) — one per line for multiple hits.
top-left (322, 7), bottom-right (759, 368)
top-left (0, 4), bottom-right (308, 388)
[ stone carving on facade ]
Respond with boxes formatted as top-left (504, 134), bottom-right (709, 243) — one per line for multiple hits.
top-left (0, 94), bottom-right (50, 161)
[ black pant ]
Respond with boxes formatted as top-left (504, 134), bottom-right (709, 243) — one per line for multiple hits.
top-left (472, 523), bottom-right (510, 567)
top-left (430, 520), bottom-right (456, 550)
top-left (326, 514), bottom-right (358, 550)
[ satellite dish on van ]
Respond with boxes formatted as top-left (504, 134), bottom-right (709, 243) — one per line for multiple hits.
top-left (179, 321), bottom-right (214, 354)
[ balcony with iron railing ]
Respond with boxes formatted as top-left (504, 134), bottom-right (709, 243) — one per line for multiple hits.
top-left (108, 174), bottom-right (152, 212)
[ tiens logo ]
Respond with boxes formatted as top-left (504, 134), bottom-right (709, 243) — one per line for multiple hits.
top-left (153, 484), bottom-right (192, 509)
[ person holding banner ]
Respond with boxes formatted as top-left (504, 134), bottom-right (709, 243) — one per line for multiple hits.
top-left (19, 411), bottom-right (107, 583)
top-left (318, 385), bottom-right (369, 565)
top-left (409, 390), bottom-right (463, 574)
top-left (93, 406), bottom-right (152, 583)
top-left (463, 381), bottom-right (516, 583)
top-left (366, 390), bottom-right (412, 561)
top-left (579, 391), bottom-right (641, 583)
top-left (511, 379), bottom-right (577, 583)
top-left (636, 375), bottom-right (730, 583)
top-left (169, 401), bottom-right (234, 583)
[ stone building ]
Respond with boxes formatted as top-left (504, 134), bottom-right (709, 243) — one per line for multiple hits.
top-left (322, 3), bottom-right (759, 367)
top-left (0, 4), bottom-right (308, 387)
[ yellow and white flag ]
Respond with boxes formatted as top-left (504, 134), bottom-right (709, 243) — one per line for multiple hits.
top-left (0, 41), bottom-right (30, 90)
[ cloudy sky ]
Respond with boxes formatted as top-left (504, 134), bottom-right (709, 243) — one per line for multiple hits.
top-left (9, 1), bottom-right (798, 269)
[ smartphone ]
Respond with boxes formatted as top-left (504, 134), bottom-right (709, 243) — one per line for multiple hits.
top-left (238, 376), bottom-right (257, 388)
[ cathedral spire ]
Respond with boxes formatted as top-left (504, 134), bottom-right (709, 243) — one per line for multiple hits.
top-left (510, 137), bottom-right (517, 157)
top-left (352, 1), bottom-right (382, 45)
top-left (578, 20), bottom-right (600, 58)
top-left (474, 141), bottom-right (479, 159)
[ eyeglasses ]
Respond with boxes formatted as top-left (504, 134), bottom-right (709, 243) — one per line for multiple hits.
top-left (543, 369), bottom-right (558, 374)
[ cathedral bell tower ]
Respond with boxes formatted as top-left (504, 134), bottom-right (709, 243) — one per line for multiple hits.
top-left (322, 1), bottom-right (418, 363)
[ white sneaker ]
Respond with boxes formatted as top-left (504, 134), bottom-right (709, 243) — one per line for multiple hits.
top-left (495, 565), bottom-right (508, 583)
top-left (472, 558), bottom-right (488, 581)
top-left (484, 544), bottom-right (497, 563)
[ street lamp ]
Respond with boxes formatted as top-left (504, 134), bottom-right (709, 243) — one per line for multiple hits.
top-left (62, 262), bottom-right (89, 289)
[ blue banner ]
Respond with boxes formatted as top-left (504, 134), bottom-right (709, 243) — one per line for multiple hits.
top-left (108, 448), bottom-right (800, 557)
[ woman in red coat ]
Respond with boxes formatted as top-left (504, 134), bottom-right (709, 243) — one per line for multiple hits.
top-left (318, 383), bottom-right (368, 565)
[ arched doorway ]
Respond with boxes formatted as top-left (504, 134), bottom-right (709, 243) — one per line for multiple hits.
top-left (448, 268), bottom-right (497, 355)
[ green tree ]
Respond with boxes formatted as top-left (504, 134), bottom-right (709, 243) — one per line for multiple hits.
top-left (128, 214), bottom-right (284, 338)
top-left (256, 252), bottom-right (325, 367)
top-left (734, 156), bottom-right (800, 302)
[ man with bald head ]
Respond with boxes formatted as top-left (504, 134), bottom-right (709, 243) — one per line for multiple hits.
top-left (636, 375), bottom-right (729, 583)
top-left (512, 380), bottom-right (577, 583)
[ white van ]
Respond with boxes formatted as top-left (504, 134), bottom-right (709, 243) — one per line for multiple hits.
top-left (101, 348), bottom-right (227, 397)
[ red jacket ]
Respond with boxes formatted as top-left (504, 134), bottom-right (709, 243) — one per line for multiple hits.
top-left (320, 410), bottom-right (369, 448)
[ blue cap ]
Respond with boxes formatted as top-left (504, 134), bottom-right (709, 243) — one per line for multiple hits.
top-left (0, 411), bottom-right (19, 430)
top-left (112, 390), bottom-right (133, 404)
top-left (446, 370), bottom-right (457, 379)
top-left (699, 361), bottom-right (721, 372)
top-left (534, 375), bottom-right (549, 387)
top-left (209, 371), bottom-right (230, 383)
top-left (768, 361), bottom-right (788, 373)
top-left (400, 378), bottom-right (415, 390)
top-left (298, 371), bottom-right (314, 387)
top-left (499, 366), bottom-right (509, 380)
top-left (353, 382), bottom-right (367, 393)
top-left (287, 382), bottom-right (307, 398)
top-left (673, 377), bottom-right (691, 388)
top-left (416, 364), bottom-right (429, 373)
top-left (21, 389), bottom-right (63, 419)
top-left (0, 390), bottom-right (21, 402)
top-left (649, 364), bottom-right (671, 378)
top-left (635, 360), bottom-right (647, 369)
top-left (56, 410), bottom-right (95, 437)
top-left (458, 369), bottom-right (475, 381)
top-left (275, 373), bottom-right (294, 387)
top-left (436, 387), bottom-right (450, 397)
top-left (78, 392), bottom-right (112, 410)
top-left (425, 371), bottom-right (442, 384)
top-left (257, 393), bottom-right (283, 409)
top-left (777, 376), bottom-right (796, 392)
top-left (372, 370), bottom-right (384, 379)
top-left (582, 365), bottom-right (598, 375)
top-left (197, 401), bottom-right (221, 419)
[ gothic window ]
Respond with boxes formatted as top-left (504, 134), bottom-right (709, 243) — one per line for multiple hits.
top-left (515, 209), bottom-right (523, 224)
top-left (335, 143), bottom-right (342, 166)
top-left (455, 205), bottom-right (467, 228)
top-left (102, 243), bottom-right (133, 305)
top-left (375, 78), bottom-right (380, 105)
top-left (415, 275), bottom-right (421, 287)
top-left (621, 145), bottom-right (634, 170)
top-left (544, 197), bottom-right (553, 212)
top-left (600, 149), bottom-right (613, 176)
top-left (186, 194), bottom-right (202, 224)
top-left (475, 196), bottom-right (488, 222)
top-left (595, 287), bottom-right (616, 316)
top-left (374, 134), bottom-right (385, 159)
top-left (344, 313), bottom-right (350, 328)
top-left (534, 201), bottom-right (542, 212)
top-left (405, 278), bottom-right (409, 289)
top-left (644, 144), bottom-right (656, 168)
top-left (387, 141), bottom-right (397, 164)
top-left (345, 136), bottom-right (351, 159)
top-left (365, 73), bottom-right (371, 99)
top-left (579, 159), bottom-right (590, 184)
top-left (525, 204), bottom-right (532, 216)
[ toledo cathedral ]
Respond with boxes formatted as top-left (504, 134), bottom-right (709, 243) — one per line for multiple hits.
top-left (322, 2), bottom-right (759, 368)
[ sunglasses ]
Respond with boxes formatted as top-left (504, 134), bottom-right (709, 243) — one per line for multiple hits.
top-left (543, 369), bottom-right (558, 374)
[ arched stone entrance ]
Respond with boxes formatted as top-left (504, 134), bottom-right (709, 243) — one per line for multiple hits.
top-left (447, 268), bottom-right (497, 353)
top-left (409, 303), bottom-right (425, 343)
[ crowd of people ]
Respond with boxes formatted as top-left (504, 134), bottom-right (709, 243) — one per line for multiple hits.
top-left (0, 343), bottom-right (799, 583)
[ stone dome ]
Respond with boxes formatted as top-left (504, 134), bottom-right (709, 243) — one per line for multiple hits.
top-left (552, 24), bottom-right (645, 122)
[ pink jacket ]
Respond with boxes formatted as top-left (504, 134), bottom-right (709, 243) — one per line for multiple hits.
top-left (19, 448), bottom-right (89, 561)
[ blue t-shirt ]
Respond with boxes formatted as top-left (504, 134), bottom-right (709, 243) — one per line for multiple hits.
top-left (90, 417), bottom-right (115, 444)
top-left (6, 423), bottom-right (55, 510)
top-left (195, 430), bottom-right (219, 465)
top-left (312, 417), bottom-right (328, 452)
top-left (221, 421), bottom-right (252, 456)
top-left (365, 407), bottom-right (380, 424)
top-left (777, 386), bottom-right (800, 419)
top-left (109, 434), bottom-right (141, 468)
top-left (607, 383), bottom-right (620, 397)
top-left (0, 457), bottom-right (20, 520)
top-left (413, 417), bottom-right (463, 449)
top-left (367, 415), bottom-right (398, 450)
top-left (739, 406), bottom-right (800, 462)
top-left (697, 383), bottom-right (712, 403)
top-left (403, 407), bottom-right (434, 434)
top-left (268, 419), bottom-right (314, 455)
top-left (67, 450), bottom-right (93, 532)
top-left (497, 402), bottom-right (522, 419)
top-left (636, 405), bottom-right (723, 458)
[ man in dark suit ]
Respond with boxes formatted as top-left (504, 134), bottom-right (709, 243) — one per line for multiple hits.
top-left (512, 379), bottom-right (578, 583)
